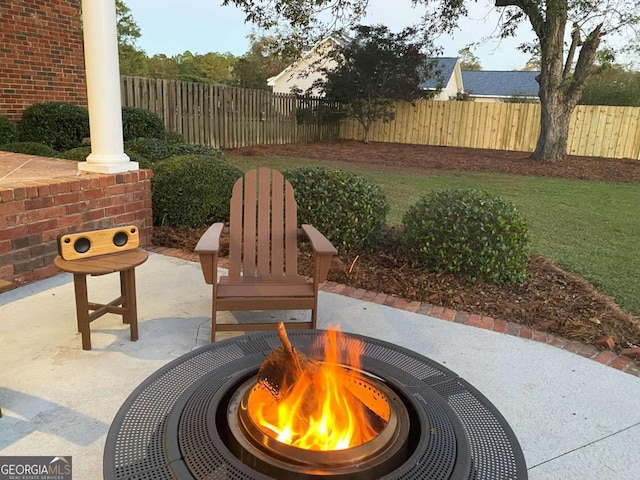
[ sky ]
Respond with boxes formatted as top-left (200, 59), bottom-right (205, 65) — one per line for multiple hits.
top-left (125, 0), bottom-right (537, 71)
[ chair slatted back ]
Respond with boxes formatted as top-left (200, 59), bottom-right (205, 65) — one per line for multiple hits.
top-left (228, 168), bottom-right (298, 280)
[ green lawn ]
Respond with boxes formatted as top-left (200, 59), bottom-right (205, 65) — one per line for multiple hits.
top-left (228, 155), bottom-right (640, 315)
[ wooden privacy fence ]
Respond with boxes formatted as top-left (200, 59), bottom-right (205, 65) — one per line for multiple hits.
top-left (120, 76), bottom-right (340, 148)
top-left (340, 100), bottom-right (640, 160)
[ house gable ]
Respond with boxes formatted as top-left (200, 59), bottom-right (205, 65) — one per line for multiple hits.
top-left (419, 57), bottom-right (463, 100)
top-left (267, 36), bottom-right (346, 95)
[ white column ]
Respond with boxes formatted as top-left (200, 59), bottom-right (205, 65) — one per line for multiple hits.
top-left (78, 0), bottom-right (137, 173)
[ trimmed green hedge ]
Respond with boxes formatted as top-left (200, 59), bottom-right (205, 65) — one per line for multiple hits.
top-left (0, 142), bottom-right (59, 157)
top-left (17, 102), bottom-right (89, 151)
top-left (401, 189), bottom-right (529, 285)
top-left (151, 153), bottom-right (242, 228)
top-left (284, 167), bottom-right (389, 252)
top-left (122, 106), bottom-right (166, 141)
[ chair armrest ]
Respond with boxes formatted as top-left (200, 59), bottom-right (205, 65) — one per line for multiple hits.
top-left (301, 224), bottom-right (337, 283)
top-left (195, 223), bottom-right (224, 284)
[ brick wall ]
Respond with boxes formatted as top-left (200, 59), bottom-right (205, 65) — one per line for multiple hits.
top-left (0, 0), bottom-right (87, 122)
top-left (0, 166), bottom-right (153, 288)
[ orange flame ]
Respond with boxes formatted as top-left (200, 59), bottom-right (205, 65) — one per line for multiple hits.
top-left (247, 326), bottom-right (385, 451)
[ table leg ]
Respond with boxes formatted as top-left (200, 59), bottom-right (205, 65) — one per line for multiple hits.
top-left (73, 273), bottom-right (92, 350)
top-left (122, 269), bottom-right (139, 342)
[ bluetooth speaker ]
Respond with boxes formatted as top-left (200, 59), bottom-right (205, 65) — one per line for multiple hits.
top-left (57, 225), bottom-right (140, 260)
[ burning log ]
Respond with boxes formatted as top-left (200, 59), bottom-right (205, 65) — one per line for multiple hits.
top-left (257, 322), bottom-right (314, 398)
top-left (253, 322), bottom-right (388, 448)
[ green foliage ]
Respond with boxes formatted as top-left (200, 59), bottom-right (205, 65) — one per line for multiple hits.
top-left (56, 147), bottom-right (91, 161)
top-left (458, 47), bottom-right (482, 70)
top-left (151, 154), bottom-right (242, 228)
top-left (164, 130), bottom-right (186, 144)
top-left (449, 91), bottom-right (474, 101)
top-left (126, 150), bottom-right (153, 169)
top-left (115, 0), bottom-right (141, 47)
top-left (55, 146), bottom-right (150, 168)
top-left (168, 143), bottom-right (223, 156)
top-left (283, 166), bottom-right (389, 252)
top-left (316, 24), bottom-right (432, 142)
top-left (121, 107), bottom-right (166, 141)
top-left (17, 102), bottom-right (89, 151)
top-left (173, 50), bottom-right (236, 84)
top-left (0, 142), bottom-right (59, 157)
top-left (502, 92), bottom-right (539, 104)
top-left (401, 189), bottom-right (529, 285)
top-left (233, 34), bottom-right (293, 89)
top-left (579, 66), bottom-right (640, 106)
top-left (124, 136), bottom-right (224, 162)
top-left (0, 116), bottom-right (18, 144)
top-left (125, 137), bottom-right (172, 161)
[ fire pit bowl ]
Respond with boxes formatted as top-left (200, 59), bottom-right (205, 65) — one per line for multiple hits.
top-left (104, 330), bottom-right (527, 479)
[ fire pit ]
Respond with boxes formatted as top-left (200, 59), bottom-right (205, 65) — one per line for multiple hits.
top-left (104, 330), bottom-right (527, 479)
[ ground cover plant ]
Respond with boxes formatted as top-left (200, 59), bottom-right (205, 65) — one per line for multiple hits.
top-left (152, 141), bottom-right (640, 365)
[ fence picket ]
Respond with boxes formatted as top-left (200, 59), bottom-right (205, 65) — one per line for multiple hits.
top-left (120, 76), bottom-right (639, 159)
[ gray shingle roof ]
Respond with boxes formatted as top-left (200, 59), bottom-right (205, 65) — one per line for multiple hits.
top-left (419, 57), bottom-right (460, 89)
top-left (461, 70), bottom-right (540, 97)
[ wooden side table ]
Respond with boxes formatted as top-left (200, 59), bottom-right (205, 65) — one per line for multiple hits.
top-left (54, 249), bottom-right (149, 350)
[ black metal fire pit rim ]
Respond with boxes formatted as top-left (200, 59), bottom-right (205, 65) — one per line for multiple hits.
top-left (163, 355), bottom-right (265, 465)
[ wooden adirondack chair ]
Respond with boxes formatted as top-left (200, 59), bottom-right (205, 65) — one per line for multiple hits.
top-left (195, 167), bottom-right (337, 342)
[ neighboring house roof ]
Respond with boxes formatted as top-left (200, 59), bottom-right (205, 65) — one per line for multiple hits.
top-left (419, 57), bottom-right (460, 90)
top-left (461, 70), bottom-right (540, 98)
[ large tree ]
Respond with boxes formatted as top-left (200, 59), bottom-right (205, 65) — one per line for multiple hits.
top-left (224, 0), bottom-right (640, 161)
top-left (458, 47), bottom-right (481, 70)
top-left (315, 25), bottom-right (434, 143)
top-left (115, 0), bottom-right (148, 76)
top-left (233, 34), bottom-right (293, 89)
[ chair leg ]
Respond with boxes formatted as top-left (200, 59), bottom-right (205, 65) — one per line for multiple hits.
top-left (72, 273), bottom-right (92, 351)
top-left (210, 288), bottom-right (218, 343)
top-left (311, 294), bottom-right (318, 329)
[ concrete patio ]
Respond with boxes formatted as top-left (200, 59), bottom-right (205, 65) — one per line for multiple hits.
top-left (1, 251), bottom-right (639, 479)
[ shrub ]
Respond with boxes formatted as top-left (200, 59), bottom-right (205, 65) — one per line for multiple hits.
top-left (0, 116), bottom-right (18, 144)
top-left (164, 130), bottom-right (186, 144)
top-left (401, 189), bottom-right (529, 285)
top-left (56, 147), bottom-right (150, 168)
top-left (125, 137), bottom-right (172, 161)
top-left (168, 143), bottom-right (222, 157)
top-left (151, 153), bottom-right (242, 228)
top-left (56, 147), bottom-right (91, 161)
top-left (283, 167), bottom-right (389, 252)
top-left (0, 142), bottom-right (59, 157)
top-left (17, 102), bottom-right (89, 151)
top-left (127, 150), bottom-right (152, 170)
top-left (121, 106), bottom-right (166, 141)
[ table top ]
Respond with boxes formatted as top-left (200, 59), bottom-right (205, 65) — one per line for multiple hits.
top-left (54, 248), bottom-right (148, 275)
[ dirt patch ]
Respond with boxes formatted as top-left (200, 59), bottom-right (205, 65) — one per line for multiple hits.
top-left (152, 141), bottom-right (640, 367)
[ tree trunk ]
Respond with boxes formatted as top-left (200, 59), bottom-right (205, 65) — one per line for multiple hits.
top-left (362, 122), bottom-right (370, 143)
top-left (530, 0), bottom-right (571, 162)
top-left (532, 93), bottom-right (573, 161)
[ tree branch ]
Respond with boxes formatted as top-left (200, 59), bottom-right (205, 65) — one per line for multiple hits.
top-left (495, 0), bottom-right (545, 39)
top-left (572, 23), bottom-right (603, 86)
top-left (563, 25), bottom-right (581, 81)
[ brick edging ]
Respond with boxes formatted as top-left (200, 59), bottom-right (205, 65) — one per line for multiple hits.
top-left (148, 246), bottom-right (640, 379)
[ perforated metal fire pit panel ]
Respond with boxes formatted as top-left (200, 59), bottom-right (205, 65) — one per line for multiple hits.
top-left (104, 331), bottom-right (527, 480)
